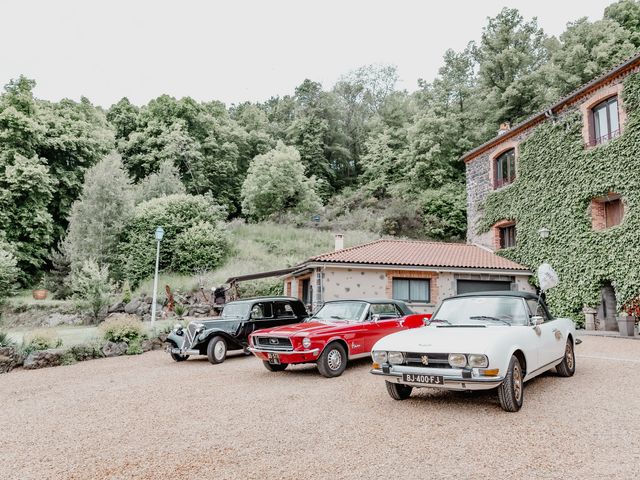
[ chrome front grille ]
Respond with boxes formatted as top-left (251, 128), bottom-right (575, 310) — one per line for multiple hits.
top-left (403, 352), bottom-right (453, 369)
top-left (182, 323), bottom-right (200, 350)
top-left (254, 336), bottom-right (293, 351)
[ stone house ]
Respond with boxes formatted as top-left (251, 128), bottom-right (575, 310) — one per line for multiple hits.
top-left (462, 52), bottom-right (640, 329)
top-left (281, 238), bottom-right (532, 313)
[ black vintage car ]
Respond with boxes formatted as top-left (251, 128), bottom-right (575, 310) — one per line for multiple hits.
top-left (165, 296), bottom-right (308, 364)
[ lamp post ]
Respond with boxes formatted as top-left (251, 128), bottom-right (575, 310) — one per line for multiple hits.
top-left (151, 226), bottom-right (165, 332)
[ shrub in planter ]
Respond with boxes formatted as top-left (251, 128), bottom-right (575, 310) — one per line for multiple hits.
top-left (100, 314), bottom-right (146, 343)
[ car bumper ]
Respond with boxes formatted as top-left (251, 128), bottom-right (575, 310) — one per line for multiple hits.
top-left (166, 346), bottom-right (201, 356)
top-left (248, 346), bottom-right (321, 364)
top-left (371, 365), bottom-right (504, 391)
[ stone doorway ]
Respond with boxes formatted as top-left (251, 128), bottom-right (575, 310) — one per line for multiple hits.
top-left (596, 281), bottom-right (618, 331)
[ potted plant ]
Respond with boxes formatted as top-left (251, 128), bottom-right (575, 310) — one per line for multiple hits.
top-left (32, 276), bottom-right (49, 300)
top-left (618, 296), bottom-right (639, 337)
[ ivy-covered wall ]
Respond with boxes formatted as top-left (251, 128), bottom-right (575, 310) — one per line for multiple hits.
top-left (478, 73), bottom-right (640, 321)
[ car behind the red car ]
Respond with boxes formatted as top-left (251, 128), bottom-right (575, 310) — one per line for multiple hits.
top-left (248, 299), bottom-right (425, 377)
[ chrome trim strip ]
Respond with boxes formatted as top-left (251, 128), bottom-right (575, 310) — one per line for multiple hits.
top-left (248, 347), bottom-right (320, 355)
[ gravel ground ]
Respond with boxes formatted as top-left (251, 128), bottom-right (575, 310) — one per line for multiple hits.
top-left (1, 335), bottom-right (639, 479)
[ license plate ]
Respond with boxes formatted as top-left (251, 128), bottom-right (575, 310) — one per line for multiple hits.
top-left (402, 373), bottom-right (444, 385)
top-left (268, 353), bottom-right (280, 365)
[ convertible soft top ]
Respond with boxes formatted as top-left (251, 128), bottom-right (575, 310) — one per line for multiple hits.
top-left (450, 291), bottom-right (540, 301)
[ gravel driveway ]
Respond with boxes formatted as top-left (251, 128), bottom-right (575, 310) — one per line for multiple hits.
top-left (2, 336), bottom-right (639, 479)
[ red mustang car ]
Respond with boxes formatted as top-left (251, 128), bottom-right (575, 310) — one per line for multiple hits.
top-left (248, 299), bottom-right (426, 377)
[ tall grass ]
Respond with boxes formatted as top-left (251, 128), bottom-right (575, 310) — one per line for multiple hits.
top-left (134, 221), bottom-right (378, 296)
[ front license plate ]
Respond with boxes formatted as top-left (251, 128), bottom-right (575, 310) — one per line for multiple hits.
top-left (268, 353), bottom-right (280, 365)
top-left (402, 373), bottom-right (444, 385)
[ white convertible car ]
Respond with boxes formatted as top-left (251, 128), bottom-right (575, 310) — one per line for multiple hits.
top-left (371, 291), bottom-right (577, 412)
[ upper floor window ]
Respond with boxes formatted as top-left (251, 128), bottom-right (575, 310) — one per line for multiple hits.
top-left (495, 148), bottom-right (516, 189)
top-left (499, 224), bottom-right (516, 249)
top-left (592, 97), bottom-right (620, 146)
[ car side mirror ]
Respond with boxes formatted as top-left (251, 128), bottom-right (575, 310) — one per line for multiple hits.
top-left (371, 314), bottom-right (381, 322)
top-left (530, 315), bottom-right (544, 326)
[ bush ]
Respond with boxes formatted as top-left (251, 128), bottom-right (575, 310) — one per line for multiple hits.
top-left (121, 279), bottom-right (132, 304)
top-left (419, 184), bottom-right (467, 241)
top-left (241, 142), bottom-right (322, 221)
top-left (100, 314), bottom-right (146, 343)
top-left (71, 260), bottom-right (114, 323)
top-left (172, 221), bottom-right (230, 274)
top-left (0, 331), bottom-right (16, 348)
top-left (0, 243), bottom-right (19, 305)
top-left (118, 194), bottom-right (226, 285)
top-left (68, 342), bottom-right (105, 361)
top-left (126, 338), bottom-right (143, 355)
top-left (238, 278), bottom-right (284, 298)
top-left (23, 329), bottom-right (62, 355)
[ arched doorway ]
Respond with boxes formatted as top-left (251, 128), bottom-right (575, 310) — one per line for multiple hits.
top-left (596, 281), bottom-right (618, 331)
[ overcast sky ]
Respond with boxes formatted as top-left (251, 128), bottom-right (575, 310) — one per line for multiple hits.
top-left (0, 0), bottom-right (614, 108)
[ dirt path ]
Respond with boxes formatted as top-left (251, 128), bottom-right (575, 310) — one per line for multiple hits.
top-left (1, 336), bottom-right (639, 479)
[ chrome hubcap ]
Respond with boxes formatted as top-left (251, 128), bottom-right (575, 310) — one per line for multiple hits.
top-left (566, 343), bottom-right (574, 370)
top-left (214, 341), bottom-right (225, 360)
top-left (327, 349), bottom-right (342, 371)
top-left (513, 363), bottom-right (522, 402)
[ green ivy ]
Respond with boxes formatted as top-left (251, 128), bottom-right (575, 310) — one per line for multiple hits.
top-left (479, 73), bottom-right (640, 321)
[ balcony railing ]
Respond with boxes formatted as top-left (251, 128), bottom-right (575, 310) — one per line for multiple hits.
top-left (588, 129), bottom-right (620, 147)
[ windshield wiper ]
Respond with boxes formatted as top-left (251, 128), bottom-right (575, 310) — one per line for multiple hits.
top-left (330, 315), bottom-right (345, 320)
top-left (427, 318), bottom-right (451, 325)
top-left (469, 315), bottom-right (511, 326)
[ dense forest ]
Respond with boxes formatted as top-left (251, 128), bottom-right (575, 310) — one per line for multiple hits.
top-left (1, 2), bottom-right (640, 296)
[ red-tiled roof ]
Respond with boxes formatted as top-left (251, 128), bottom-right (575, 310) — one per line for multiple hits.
top-left (308, 239), bottom-right (529, 271)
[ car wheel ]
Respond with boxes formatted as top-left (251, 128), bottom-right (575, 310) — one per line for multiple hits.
top-left (497, 355), bottom-right (524, 412)
top-left (206, 336), bottom-right (227, 364)
top-left (556, 339), bottom-right (576, 377)
top-left (170, 352), bottom-right (189, 362)
top-left (262, 361), bottom-right (288, 372)
top-left (385, 381), bottom-right (413, 400)
top-left (317, 342), bottom-right (348, 378)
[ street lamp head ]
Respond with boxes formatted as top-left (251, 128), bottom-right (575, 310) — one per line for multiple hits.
top-left (538, 227), bottom-right (550, 239)
top-left (155, 226), bottom-right (165, 242)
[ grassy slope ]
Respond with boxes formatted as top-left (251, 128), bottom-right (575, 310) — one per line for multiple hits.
top-left (134, 221), bottom-right (379, 296)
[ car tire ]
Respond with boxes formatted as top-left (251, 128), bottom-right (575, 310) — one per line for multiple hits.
top-left (556, 339), bottom-right (576, 377)
top-left (497, 355), bottom-right (524, 412)
top-left (385, 381), bottom-right (413, 400)
top-left (170, 352), bottom-right (189, 362)
top-left (262, 361), bottom-right (288, 372)
top-left (207, 336), bottom-right (227, 364)
top-left (317, 342), bottom-right (348, 378)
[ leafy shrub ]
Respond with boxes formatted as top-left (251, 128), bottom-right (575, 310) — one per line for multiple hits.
top-left (0, 331), bottom-right (16, 348)
top-left (238, 279), bottom-right (284, 298)
top-left (68, 342), bottom-right (105, 361)
top-left (100, 314), bottom-right (146, 343)
top-left (173, 302), bottom-right (186, 318)
top-left (23, 329), bottom-right (63, 355)
top-left (126, 338), bottom-right (143, 355)
top-left (172, 221), bottom-right (230, 274)
top-left (241, 142), bottom-right (322, 221)
top-left (419, 184), bottom-right (467, 241)
top-left (134, 160), bottom-right (186, 204)
top-left (0, 243), bottom-right (19, 305)
top-left (121, 279), bottom-right (132, 304)
top-left (71, 259), bottom-right (114, 323)
top-left (118, 194), bottom-right (226, 285)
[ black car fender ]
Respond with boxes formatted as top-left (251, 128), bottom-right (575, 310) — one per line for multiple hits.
top-left (198, 329), bottom-right (244, 350)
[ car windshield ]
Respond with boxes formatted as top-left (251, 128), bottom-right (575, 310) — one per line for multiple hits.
top-left (312, 301), bottom-right (368, 322)
top-left (220, 303), bottom-right (251, 319)
top-left (432, 296), bottom-right (529, 326)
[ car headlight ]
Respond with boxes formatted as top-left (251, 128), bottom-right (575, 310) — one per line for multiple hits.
top-left (387, 351), bottom-right (404, 365)
top-left (372, 351), bottom-right (388, 364)
top-left (302, 337), bottom-right (311, 349)
top-left (468, 354), bottom-right (488, 368)
top-left (448, 353), bottom-right (467, 368)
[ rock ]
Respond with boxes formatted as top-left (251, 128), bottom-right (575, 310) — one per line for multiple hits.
top-left (23, 349), bottom-right (65, 370)
top-left (144, 296), bottom-right (152, 304)
top-left (124, 299), bottom-right (142, 314)
top-left (46, 313), bottom-right (82, 327)
top-left (0, 346), bottom-right (20, 374)
top-left (108, 301), bottom-right (125, 313)
top-left (141, 339), bottom-right (153, 352)
top-left (136, 303), bottom-right (151, 316)
top-left (102, 341), bottom-right (128, 357)
top-left (150, 337), bottom-right (165, 350)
